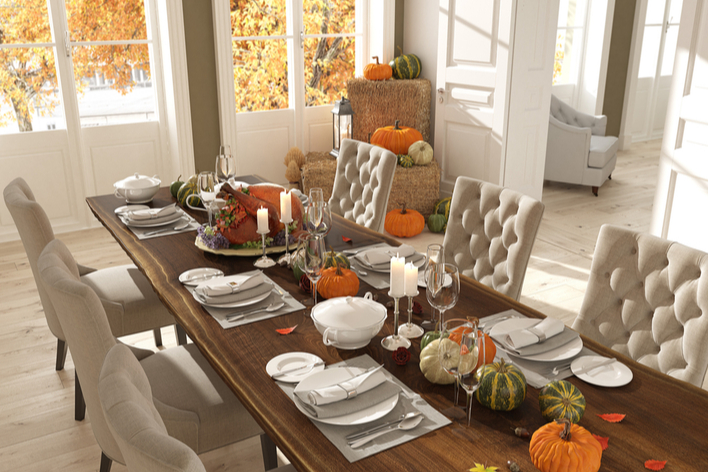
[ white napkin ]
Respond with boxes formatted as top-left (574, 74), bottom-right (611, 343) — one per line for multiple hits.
top-left (300, 369), bottom-right (387, 406)
top-left (505, 317), bottom-right (565, 349)
top-left (198, 272), bottom-right (264, 297)
top-left (357, 244), bottom-right (416, 267)
top-left (126, 204), bottom-right (176, 221)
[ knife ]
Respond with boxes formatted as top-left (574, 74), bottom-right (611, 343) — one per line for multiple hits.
top-left (271, 361), bottom-right (324, 379)
top-left (574, 357), bottom-right (616, 376)
top-left (346, 410), bottom-right (423, 441)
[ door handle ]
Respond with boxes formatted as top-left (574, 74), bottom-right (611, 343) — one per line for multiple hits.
top-left (437, 88), bottom-right (445, 103)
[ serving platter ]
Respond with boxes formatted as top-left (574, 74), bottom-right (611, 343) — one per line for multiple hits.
top-left (195, 238), bottom-right (287, 256)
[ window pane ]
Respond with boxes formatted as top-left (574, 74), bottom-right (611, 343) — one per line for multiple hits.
top-left (233, 39), bottom-right (288, 112)
top-left (0, 47), bottom-right (64, 134)
top-left (553, 29), bottom-right (582, 85)
top-left (304, 36), bottom-right (355, 107)
top-left (638, 26), bottom-right (661, 78)
top-left (304, 0), bottom-right (355, 35)
top-left (557, 0), bottom-right (587, 28)
top-left (668, 0), bottom-right (683, 24)
top-left (661, 25), bottom-right (679, 76)
top-left (646, 0), bottom-right (665, 25)
top-left (0, 0), bottom-right (52, 44)
top-left (65, 0), bottom-right (147, 42)
top-left (231, 0), bottom-right (286, 38)
top-left (72, 44), bottom-right (155, 126)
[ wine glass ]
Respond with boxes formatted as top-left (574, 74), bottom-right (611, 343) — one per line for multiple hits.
top-left (438, 318), bottom-right (476, 409)
top-left (422, 244), bottom-right (444, 329)
top-left (215, 145), bottom-right (236, 183)
top-left (459, 323), bottom-right (486, 426)
top-left (197, 171), bottom-right (217, 226)
top-left (306, 201), bottom-right (332, 236)
top-left (301, 233), bottom-right (326, 307)
top-left (309, 187), bottom-right (324, 206)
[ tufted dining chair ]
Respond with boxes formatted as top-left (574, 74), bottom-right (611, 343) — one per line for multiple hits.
top-left (38, 239), bottom-right (277, 472)
top-left (442, 176), bottom-right (544, 300)
top-left (3, 177), bottom-right (185, 421)
top-left (328, 139), bottom-right (397, 233)
top-left (572, 225), bottom-right (708, 387)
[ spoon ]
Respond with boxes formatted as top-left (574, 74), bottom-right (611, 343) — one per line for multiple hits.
top-left (346, 410), bottom-right (423, 441)
top-left (144, 220), bottom-right (190, 236)
top-left (226, 301), bottom-right (285, 321)
top-left (349, 414), bottom-right (424, 449)
top-left (351, 264), bottom-right (368, 276)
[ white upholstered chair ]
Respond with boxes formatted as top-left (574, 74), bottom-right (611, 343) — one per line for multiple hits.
top-left (328, 138), bottom-right (397, 233)
top-left (442, 177), bottom-right (544, 301)
top-left (572, 225), bottom-right (708, 388)
top-left (38, 239), bottom-right (275, 472)
top-left (545, 94), bottom-right (618, 196)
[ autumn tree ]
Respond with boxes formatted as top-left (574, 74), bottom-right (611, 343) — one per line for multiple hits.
top-left (0, 0), bottom-right (150, 132)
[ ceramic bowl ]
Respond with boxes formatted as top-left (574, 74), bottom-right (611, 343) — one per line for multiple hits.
top-left (310, 292), bottom-right (387, 350)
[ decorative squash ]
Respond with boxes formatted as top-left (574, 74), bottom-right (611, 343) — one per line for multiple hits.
top-left (324, 247), bottom-right (350, 270)
top-left (529, 419), bottom-right (602, 472)
top-left (420, 330), bottom-right (442, 351)
top-left (539, 380), bottom-right (586, 424)
top-left (371, 120), bottom-right (424, 155)
top-left (408, 140), bottom-right (433, 165)
top-left (317, 263), bottom-right (359, 299)
top-left (384, 204), bottom-right (425, 238)
top-left (434, 197), bottom-right (451, 222)
top-left (389, 50), bottom-right (421, 79)
top-left (177, 181), bottom-right (201, 208)
top-left (363, 56), bottom-right (392, 81)
top-left (448, 328), bottom-right (497, 370)
top-left (474, 358), bottom-right (527, 411)
top-left (291, 246), bottom-right (306, 281)
top-left (427, 213), bottom-right (446, 233)
top-left (419, 339), bottom-right (456, 385)
top-left (397, 154), bottom-right (414, 168)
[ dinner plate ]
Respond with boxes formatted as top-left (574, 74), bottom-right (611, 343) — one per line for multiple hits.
top-left (571, 355), bottom-right (633, 387)
top-left (192, 286), bottom-right (271, 308)
top-left (417, 271), bottom-right (453, 289)
top-left (292, 367), bottom-right (399, 425)
top-left (179, 268), bottom-right (225, 286)
top-left (265, 352), bottom-right (325, 383)
top-left (490, 318), bottom-right (583, 362)
top-left (122, 212), bottom-right (184, 228)
top-left (114, 204), bottom-right (150, 214)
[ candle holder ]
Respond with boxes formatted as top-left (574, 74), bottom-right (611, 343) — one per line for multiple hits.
top-left (381, 292), bottom-right (412, 351)
top-left (398, 291), bottom-right (424, 339)
top-left (254, 230), bottom-right (276, 268)
top-left (277, 217), bottom-right (293, 266)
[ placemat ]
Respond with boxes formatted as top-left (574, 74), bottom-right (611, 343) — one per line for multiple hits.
top-left (276, 354), bottom-right (451, 463)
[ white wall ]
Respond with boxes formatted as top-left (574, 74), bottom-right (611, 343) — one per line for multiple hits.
top-left (578, 0), bottom-right (614, 115)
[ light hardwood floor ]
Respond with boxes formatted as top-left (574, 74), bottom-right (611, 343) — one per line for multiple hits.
top-left (0, 140), bottom-right (662, 471)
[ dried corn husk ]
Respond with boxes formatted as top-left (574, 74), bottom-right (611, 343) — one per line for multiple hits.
top-left (284, 147), bottom-right (306, 167)
top-left (285, 160), bottom-right (301, 183)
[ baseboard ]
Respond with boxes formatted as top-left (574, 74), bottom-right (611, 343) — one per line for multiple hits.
top-left (618, 134), bottom-right (632, 151)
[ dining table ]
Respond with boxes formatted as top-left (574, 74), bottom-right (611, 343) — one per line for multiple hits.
top-left (87, 179), bottom-right (708, 471)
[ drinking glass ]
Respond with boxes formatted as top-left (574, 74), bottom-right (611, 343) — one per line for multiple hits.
top-left (422, 244), bottom-right (444, 329)
top-left (427, 264), bottom-right (458, 330)
top-left (309, 187), bottom-right (324, 205)
top-left (301, 233), bottom-right (326, 307)
top-left (459, 325), bottom-right (486, 426)
top-left (438, 318), bottom-right (477, 409)
top-left (215, 145), bottom-right (236, 183)
top-left (197, 172), bottom-right (217, 226)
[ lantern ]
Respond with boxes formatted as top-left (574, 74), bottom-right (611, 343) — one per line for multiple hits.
top-left (330, 97), bottom-right (354, 158)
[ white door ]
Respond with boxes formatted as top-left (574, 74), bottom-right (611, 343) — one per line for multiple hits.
top-left (651, 0), bottom-right (708, 252)
top-left (434, 0), bottom-right (558, 200)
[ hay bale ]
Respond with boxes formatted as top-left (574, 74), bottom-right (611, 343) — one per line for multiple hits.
top-left (347, 78), bottom-right (431, 144)
top-left (300, 152), bottom-right (336, 202)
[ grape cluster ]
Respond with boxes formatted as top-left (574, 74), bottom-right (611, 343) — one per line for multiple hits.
top-left (272, 229), bottom-right (297, 247)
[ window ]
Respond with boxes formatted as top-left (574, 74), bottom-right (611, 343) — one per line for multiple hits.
top-left (553, 0), bottom-right (589, 86)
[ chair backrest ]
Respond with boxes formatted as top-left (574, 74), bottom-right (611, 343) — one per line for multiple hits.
top-left (549, 94), bottom-right (606, 136)
top-left (3, 177), bottom-right (64, 340)
top-left (442, 176), bottom-right (544, 300)
top-left (99, 344), bottom-right (205, 472)
top-left (37, 239), bottom-right (124, 463)
top-left (572, 225), bottom-right (708, 387)
top-left (329, 139), bottom-right (397, 233)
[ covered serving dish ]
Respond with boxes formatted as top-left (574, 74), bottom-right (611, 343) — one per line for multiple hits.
top-left (310, 293), bottom-right (387, 349)
top-left (114, 173), bottom-right (161, 203)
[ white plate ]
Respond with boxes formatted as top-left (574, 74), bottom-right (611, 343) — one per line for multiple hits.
top-left (360, 255), bottom-right (426, 273)
top-left (490, 318), bottom-right (583, 362)
top-left (571, 355), bottom-right (633, 387)
top-left (192, 286), bottom-right (271, 308)
top-left (123, 213), bottom-right (184, 228)
top-left (292, 367), bottom-right (399, 425)
top-left (114, 204), bottom-right (150, 214)
top-left (179, 268), bottom-right (225, 286)
top-left (265, 352), bottom-right (325, 383)
top-left (417, 272), bottom-right (453, 289)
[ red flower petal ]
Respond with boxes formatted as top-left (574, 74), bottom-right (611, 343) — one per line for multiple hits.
top-left (597, 413), bottom-right (626, 423)
top-left (276, 325), bottom-right (297, 335)
top-left (342, 236), bottom-right (352, 243)
top-left (592, 434), bottom-right (609, 450)
top-left (645, 460), bottom-right (667, 471)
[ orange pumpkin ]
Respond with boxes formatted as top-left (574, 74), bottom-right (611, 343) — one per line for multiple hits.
top-left (370, 120), bottom-right (424, 155)
top-left (529, 419), bottom-right (602, 472)
top-left (317, 263), bottom-right (360, 299)
top-left (384, 204), bottom-right (425, 238)
top-left (448, 328), bottom-right (497, 370)
top-left (363, 56), bottom-right (392, 81)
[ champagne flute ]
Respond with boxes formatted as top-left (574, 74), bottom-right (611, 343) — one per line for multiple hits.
top-left (215, 145), bottom-right (236, 183)
top-left (438, 318), bottom-right (476, 409)
top-left (427, 263), bottom-right (458, 328)
top-left (309, 187), bottom-right (324, 205)
top-left (459, 324), bottom-right (486, 426)
top-left (422, 244), bottom-right (444, 329)
top-left (301, 233), bottom-right (326, 307)
top-left (197, 171), bottom-right (216, 227)
top-left (306, 201), bottom-right (332, 236)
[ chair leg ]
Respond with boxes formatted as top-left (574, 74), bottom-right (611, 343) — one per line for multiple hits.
top-left (260, 433), bottom-right (279, 471)
top-left (99, 452), bottom-right (112, 472)
top-left (75, 373), bottom-right (86, 421)
top-left (176, 324), bottom-right (188, 346)
top-left (592, 186), bottom-right (599, 197)
top-left (56, 338), bottom-right (68, 371)
top-left (608, 174), bottom-right (612, 180)
top-left (153, 328), bottom-right (163, 347)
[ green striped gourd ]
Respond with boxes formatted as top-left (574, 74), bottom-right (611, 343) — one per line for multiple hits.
top-left (539, 380), bottom-right (586, 424)
top-left (177, 181), bottom-right (201, 208)
top-left (474, 358), bottom-right (527, 411)
top-left (324, 248), bottom-right (350, 270)
top-left (389, 52), bottom-right (421, 80)
top-left (397, 154), bottom-right (414, 168)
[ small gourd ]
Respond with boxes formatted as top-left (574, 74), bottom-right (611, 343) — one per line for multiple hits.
top-left (363, 56), bottom-right (392, 81)
top-left (427, 213), bottom-right (446, 233)
top-left (408, 140), bottom-right (433, 165)
top-left (529, 419), bottom-right (602, 472)
top-left (389, 49), bottom-right (421, 80)
top-left (317, 263), bottom-right (359, 299)
top-left (384, 203), bottom-right (425, 238)
top-left (397, 154), bottom-right (414, 168)
top-left (475, 358), bottom-right (527, 411)
top-left (324, 247), bottom-right (350, 270)
top-left (419, 339), bottom-right (456, 384)
top-left (538, 380), bottom-right (586, 424)
top-left (434, 197), bottom-right (451, 222)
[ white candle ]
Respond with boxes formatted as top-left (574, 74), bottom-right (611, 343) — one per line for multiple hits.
top-left (404, 262), bottom-right (418, 296)
top-left (390, 254), bottom-right (406, 298)
top-left (257, 207), bottom-right (268, 233)
top-left (280, 191), bottom-right (292, 223)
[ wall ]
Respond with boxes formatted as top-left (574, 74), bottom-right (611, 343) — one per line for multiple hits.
top-left (602, 0), bottom-right (637, 137)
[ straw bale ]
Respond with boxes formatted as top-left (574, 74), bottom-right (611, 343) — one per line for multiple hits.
top-left (300, 152), bottom-right (336, 202)
top-left (347, 78), bottom-right (431, 144)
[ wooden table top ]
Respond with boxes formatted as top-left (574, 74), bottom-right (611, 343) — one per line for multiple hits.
top-left (87, 184), bottom-right (708, 471)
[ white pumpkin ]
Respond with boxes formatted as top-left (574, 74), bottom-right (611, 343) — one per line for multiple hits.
top-left (408, 140), bottom-right (433, 166)
top-left (419, 339), bottom-right (456, 385)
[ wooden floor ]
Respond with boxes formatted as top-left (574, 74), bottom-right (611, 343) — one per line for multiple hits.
top-left (0, 139), bottom-right (666, 471)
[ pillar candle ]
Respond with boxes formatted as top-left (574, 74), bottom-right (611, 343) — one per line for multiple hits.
top-left (390, 254), bottom-right (405, 298)
top-left (404, 262), bottom-right (418, 296)
top-left (280, 191), bottom-right (292, 223)
top-left (257, 207), bottom-right (268, 233)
